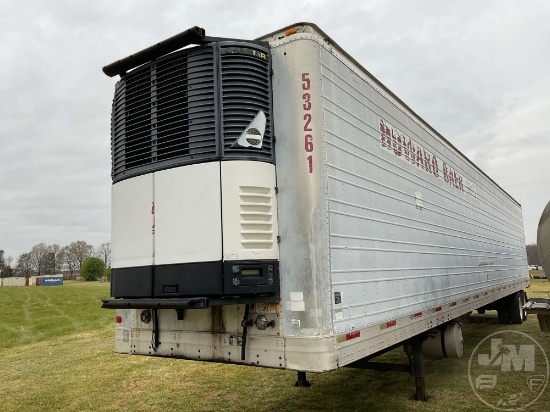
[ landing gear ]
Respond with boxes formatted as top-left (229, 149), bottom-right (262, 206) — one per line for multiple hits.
top-left (404, 336), bottom-right (429, 401)
top-left (345, 335), bottom-right (429, 401)
top-left (294, 371), bottom-right (311, 387)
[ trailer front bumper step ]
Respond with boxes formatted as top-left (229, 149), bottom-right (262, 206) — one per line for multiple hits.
top-left (102, 298), bottom-right (208, 310)
top-left (101, 294), bottom-right (279, 310)
top-left (523, 298), bottom-right (550, 332)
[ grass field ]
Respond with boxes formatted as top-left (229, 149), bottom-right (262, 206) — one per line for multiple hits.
top-left (530, 269), bottom-right (547, 280)
top-left (1, 280), bottom-right (549, 412)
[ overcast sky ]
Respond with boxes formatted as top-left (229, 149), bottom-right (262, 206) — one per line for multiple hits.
top-left (1, 0), bottom-right (548, 261)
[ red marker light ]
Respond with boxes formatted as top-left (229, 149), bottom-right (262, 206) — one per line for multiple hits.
top-left (346, 331), bottom-right (360, 341)
top-left (116, 315), bottom-right (122, 324)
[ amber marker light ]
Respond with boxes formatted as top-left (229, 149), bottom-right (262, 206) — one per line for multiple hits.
top-left (285, 28), bottom-right (297, 36)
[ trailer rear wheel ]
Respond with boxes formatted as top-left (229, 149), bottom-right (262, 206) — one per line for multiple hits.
top-left (521, 291), bottom-right (528, 322)
top-left (497, 309), bottom-right (510, 324)
top-left (497, 296), bottom-right (511, 324)
top-left (509, 292), bottom-right (524, 324)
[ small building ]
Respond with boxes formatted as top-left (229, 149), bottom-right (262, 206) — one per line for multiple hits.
top-left (0, 277), bottom-right (27, 287)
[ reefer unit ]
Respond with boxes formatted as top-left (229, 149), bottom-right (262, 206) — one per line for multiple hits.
top-left (109, 35), bottom-right (278, 300)
top-left (103, 24), bottom-right (529, 376)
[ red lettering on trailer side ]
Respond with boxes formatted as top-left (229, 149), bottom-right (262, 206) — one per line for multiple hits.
top-left (302, 73), bottom-right (314, 173)
top-left (305, 134), bottom-right (313, 152)
top-left (431, 155), bottom-right (439, 177)
top-left (301, 73), bottom-right (310, 90)
top-left (423, 150), bottom-right (432, 174)
top-left (378, 117), bottom-right (477, 198)
top-left (416, 147), bottom-right (423, 169)
top-left (391, 128), bottom-right (402, 157)
top-left (303, 113), bottom-right (312, 131)
top-left (380, 119), bottom-right (391, 148)
top-left (302, 93), bottom-right (311, 110)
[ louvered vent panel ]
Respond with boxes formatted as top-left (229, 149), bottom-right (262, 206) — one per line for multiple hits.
top-left (220, 46), bottom-right (273, 160)
top-left (111, 46), bottom-right (217, 182)
top-left (239, 186), bottom-right (274, 250)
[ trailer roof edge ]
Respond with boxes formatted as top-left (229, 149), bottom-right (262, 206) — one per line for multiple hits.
top-left (257, 22), bottom-right (520, 208)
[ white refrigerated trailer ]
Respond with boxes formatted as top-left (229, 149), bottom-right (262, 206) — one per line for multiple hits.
top-left (102, 23), bottom-right (529, 398)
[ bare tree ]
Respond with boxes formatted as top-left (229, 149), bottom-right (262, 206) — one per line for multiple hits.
top-left (45, 244), bottom-right (63, 275)
top-left (57, 247), bottom-right (67, 276)
top-left (97, 242), bottom-right (111, 277)
top-left (526, 244), bottom-right (541, 266)
top-left (30, 243), bottom-right (49, 276)
top-left (61, 245), bottom-right (78, 279)
top-left (17, 253), bottom-right (33, 278)
top-left (68, 240), bottom-right (94, 276)
top-left (0, 249), bottom-right (5, 278)
top-left (5, 256), bottom-right (14, 277)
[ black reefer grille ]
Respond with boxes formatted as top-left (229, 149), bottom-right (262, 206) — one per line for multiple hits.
top-left (110, 42), bottom-right (272, 182)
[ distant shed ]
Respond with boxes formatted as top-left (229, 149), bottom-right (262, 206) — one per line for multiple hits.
top-left (0, 277), bottom-right (27, 287)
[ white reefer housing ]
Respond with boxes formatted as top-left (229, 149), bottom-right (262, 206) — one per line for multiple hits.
top-left (104, 23), bottom-right (529, 372)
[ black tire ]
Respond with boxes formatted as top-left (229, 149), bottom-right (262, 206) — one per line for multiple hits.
top-left (498, 309), bottom-right (510, 324)
top-left (509, 291), bottom-right (523, 324)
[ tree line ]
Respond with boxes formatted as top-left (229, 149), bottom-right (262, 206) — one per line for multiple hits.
top-left (0, 242), bottom-right (541, 278)
top-left (0, 241), bottom-right (111, 279)
top-left (526, 244), bottom-right (541, 266)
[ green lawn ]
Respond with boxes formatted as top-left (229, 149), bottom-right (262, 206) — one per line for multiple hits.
top-left (0, 281), bottom-right (112, 350)
top-left (0, 280), bottom-right (549, 411)
top-left (530, 269), bottom-right (547, 280)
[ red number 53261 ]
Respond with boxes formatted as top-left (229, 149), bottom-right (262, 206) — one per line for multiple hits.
top-left (301, 73), bottom-right (313, 173)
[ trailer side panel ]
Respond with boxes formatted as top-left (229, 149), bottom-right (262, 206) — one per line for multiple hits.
top-left (319, 43), bottom-right (528, 335)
